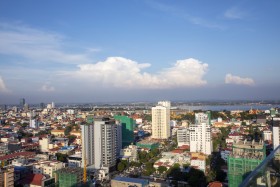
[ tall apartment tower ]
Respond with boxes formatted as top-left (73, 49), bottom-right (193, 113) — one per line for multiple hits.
top-left (152, 101), bottom-right (171, 139)
top-left (94, 117), bottom-right (121, 170)
top-left (272, 120), bottom-right (280, 150)
top-left (189, 112), bottom-right (212, 155)
top-left (81, 116), bottom-right (94, 167)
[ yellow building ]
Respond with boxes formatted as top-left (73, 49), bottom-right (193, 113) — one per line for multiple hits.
top-left (51, 130), bottom-right (65, 137)
top-left (70, 131), bottom-right (81, 137)
top-left (0, 167), bottom-right (14, 187)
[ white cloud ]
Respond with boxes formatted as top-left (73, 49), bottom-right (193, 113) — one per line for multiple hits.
top-left (41, 84), bottom-right (55, 92)
top-left (63, 57), bottom-right (208, 89)
top-left (0, 76), bottom-right (10, 93)
top-left (225, 74), bottom-right (255, 86)
top-left (0, 22), bottom-right (92, 64)
top-left (224, 7), bottom-right (245, 20)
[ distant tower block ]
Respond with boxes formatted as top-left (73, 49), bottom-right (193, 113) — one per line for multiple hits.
top-left (152, 101), bottom-right (171, 139)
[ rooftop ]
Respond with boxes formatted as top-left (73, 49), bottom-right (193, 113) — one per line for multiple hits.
top-left (113, 176), bottom-right (149, 185)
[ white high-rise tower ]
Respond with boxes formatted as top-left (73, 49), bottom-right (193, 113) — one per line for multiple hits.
top-left (81, 116), bottom-right (94, 167)
top-left (152, 101), bottom-right (171, 139)
top-left (190, 112), bottom-right (212, 155)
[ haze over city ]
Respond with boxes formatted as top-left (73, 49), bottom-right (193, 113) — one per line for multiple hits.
top-left (0, 0), bottom-right (280, 104)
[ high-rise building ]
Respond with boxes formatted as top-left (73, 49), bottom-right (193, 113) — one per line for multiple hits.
top-left (114, 115), bottom-right (134, 148)
top-left (51, 102), bottom-right (55, 109)
top-left (93, 117), bottom-right (121, 170)
top-left (152, 101), bottom-right (171, 139)
top-left (177, 128), bottom-right (190, 147)
top-left (189, 112), bottom-right (212, 155)
top-left (40, 102), bottom-right (45, 109)
top-left (19, 98), bottom-right (25, 108)
top-left (228, 140), bottom-right (266, 187)
top-left (81, 116), bottom-right (94, 167)
top-left (272, 120), bottom-right (280, 150)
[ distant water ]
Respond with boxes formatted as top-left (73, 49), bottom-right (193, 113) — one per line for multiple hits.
top-left (178, 104), bottom-right (280, 111)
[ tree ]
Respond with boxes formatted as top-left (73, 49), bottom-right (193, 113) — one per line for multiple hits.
top-left (64, 126), bottom-right (72, 136)
top-left (56, 153), bottom-right (68, 163)
top-left (158, 166), bottom-right (167, 174)
top-left (67, 135), bottom-right (77, 145)
top-left (117, 162), bottom-right (126, 172)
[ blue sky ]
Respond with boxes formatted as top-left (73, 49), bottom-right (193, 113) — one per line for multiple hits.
top-left (0, 0), bottom-right (280, 104)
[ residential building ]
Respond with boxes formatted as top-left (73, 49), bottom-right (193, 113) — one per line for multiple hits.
top-left (263, 130), bottom-right (272, 141)
top-left (177, 128), bottom-right (189, 146)
top-left (0, 167), bottom-right (14, 187)
top-left (272, 120), bottom-right (280, 150)
top-left (114, 115), bottom-right (134, 148)
top-left (190, 152), bottom-right (206, 172)
top-left (120, 144), bottom-right (138, 162)
top-left (111, 176), bottom-right (149, 187)
top-left (190, 112), bottom-right (212, 155)
top-left (152, 101), bottom-right (171, 139)
top-left (227, 140), bottom-right (266, 187)
top-left (81, 116), bottom-right (94, 167)
top-left (68, 153), bottom-right (82, 168)
top-left (93, 117), bottom-right (121, 170)
top-left (33, 160), bottom-right (64, 178)
top-left (39, 137), bottom-right (50, 152)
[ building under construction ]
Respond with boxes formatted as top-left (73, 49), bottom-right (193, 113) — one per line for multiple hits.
top-left (228, 140), bottom-right (266, 187)
top-left (54, 167), bottom-right (83, 187)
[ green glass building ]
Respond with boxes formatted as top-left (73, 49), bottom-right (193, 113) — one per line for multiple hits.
top-left (114, 115), bottom-right (135, 148)
top-left (227, 141), bottom-right (266, 187)
top-left (55, 168), bottom-right (83, 187)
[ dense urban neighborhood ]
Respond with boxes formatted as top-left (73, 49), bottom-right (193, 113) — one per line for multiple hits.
top-left (0, 100), bottom-right (279, 187)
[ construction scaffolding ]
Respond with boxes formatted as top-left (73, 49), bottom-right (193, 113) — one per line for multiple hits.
top-left (55, 167), bottom-right (83, 187)
top-left (228, 140), bottom-right (266, 187)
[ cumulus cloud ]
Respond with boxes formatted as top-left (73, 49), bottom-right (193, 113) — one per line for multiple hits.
top-left (41, 84), bottom-right (55, 92)
top-left (0, 22), bottom-right (92, 64)
top-left (64, 57), bottom-right (208, 89)
top-left (225, 74), bottom-right (255, 86)
top-left (0, 76), bottom-right (9, 93)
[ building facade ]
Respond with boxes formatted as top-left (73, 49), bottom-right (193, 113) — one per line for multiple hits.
top-left (272, 121), bottom-right (280, 150)
top-left (114, 115), bottom-right (134, 148)
top-left (189, 112), bottom-right (212, 155)
top-left (94, 117), bottom-right (121, 170)
top-left (81, 116), bottom-right (94, 167)
top-left (152, 101), bottom-right (171, 139)
top-left (177, 128), bottom-right (190, 146)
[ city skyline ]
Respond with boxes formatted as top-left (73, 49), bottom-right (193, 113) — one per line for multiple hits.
top-left (0, 0), bottom-right (280, 104)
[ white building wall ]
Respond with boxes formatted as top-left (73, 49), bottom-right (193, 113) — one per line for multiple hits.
top-left (190, 122), bottom-right (212, 155)
top-left (177, 128), bottom-right (189, 146)
top-left (81, 123), bottom-right (94, 167)
top-left (263, 130), bottom-right (272, 141)
top-left (273, 126), bottom-right (280, 150)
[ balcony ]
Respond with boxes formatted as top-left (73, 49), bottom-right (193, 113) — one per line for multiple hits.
top-left (240, 145), bottom-right (280, 187)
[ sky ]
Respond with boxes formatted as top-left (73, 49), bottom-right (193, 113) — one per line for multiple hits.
top-left (0, 0), bottom-right (280, 104)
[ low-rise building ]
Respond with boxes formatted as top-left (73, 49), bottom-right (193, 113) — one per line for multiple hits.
top-left (33, 160), bottom-right (64, 178)
top-left (111, 176), bottom-right (149, 187)
top-left (120, 144), bottom-right (138, 162)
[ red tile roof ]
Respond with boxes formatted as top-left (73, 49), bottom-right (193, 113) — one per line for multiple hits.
top-left (21, 174), bottom-right (44, 186)
top-left (0, 151), bottom-right (35, 161)
top-left (208, 181), bottom-right (223, 187)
